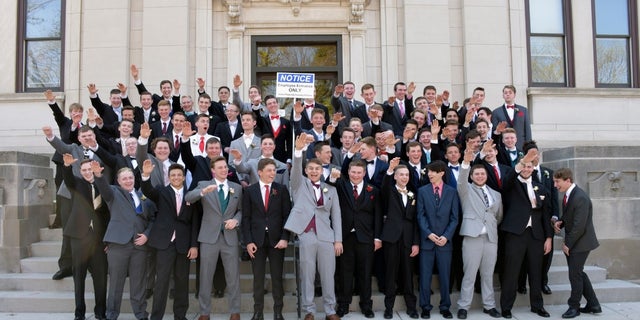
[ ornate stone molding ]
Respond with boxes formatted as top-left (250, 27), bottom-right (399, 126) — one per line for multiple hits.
top-left (277, 0), bottom-right (313, 16)
top-left (349, 0), bottom-right (367, 23)
top-left (223, 0), bottom-right (242, 24)
top-left (226, 0), bottom-right (371, 21)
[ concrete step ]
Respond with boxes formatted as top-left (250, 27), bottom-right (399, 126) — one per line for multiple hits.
top-left (0, 279), bottom-right (638, 313)
top-left (39, 228), bottom-right (62, 241)
top-left (29, 241), bottom-right (62, 257)
top-left (547, 265), bottom-right (607, 284)
top-left (550, 250), bottom-right (566, 267)
top-left (20, 257), bottom-right (59, 273)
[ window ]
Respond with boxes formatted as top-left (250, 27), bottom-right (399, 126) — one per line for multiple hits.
top-left (592, 0), bottom-right (638, 87)
top-left (252, 35), bottom-right (342, 113)
top-left (525, 0), bottom-right (574, 87)
top-left (17, 0), bottom-right (65, 92)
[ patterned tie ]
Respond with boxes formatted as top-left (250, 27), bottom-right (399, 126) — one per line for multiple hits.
top-left (481, 188), bottom-right (490, 208)
top-left (563, 194), bottom-right (567, 207)
top-left (175, 135), bottom-right (180, 150)
top-left (91, 184), bottom-right (101, 210)
top-left (353, 184), bottom-right (359, 200)
top-left (399, 100), bottom-right (405, 118)
top-left (175, 191), bottom-right (182, 215)
top-left (434, 186), bottom-right (440, 207)
top-left (162, 122), bottom-right (167, 134)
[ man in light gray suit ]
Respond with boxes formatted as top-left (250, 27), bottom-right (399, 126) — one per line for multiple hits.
top-left (228, 111), bottom-right (262, 172)
top-left (94, 161), bottom-right (154, 320)
top-left (455, 148), bottom-right (503, 319)
top-left (284, 133), bottom-right (343, 320)
top-left (186, 156), bottom-right (243, 320)
top-left (231, 135), bottom-right (290, 189)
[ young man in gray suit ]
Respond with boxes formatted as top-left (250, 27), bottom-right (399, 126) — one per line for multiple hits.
top-left (186, 156), bottom-right (243, 320)
top-left (284, 133), bottom-right (343, 320)
top-left (455, 148), bottom-right (503, 319)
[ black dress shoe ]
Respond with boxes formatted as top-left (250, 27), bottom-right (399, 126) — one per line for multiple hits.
top-left (440, 310), bottom-right (453, 319)
top-left (274, 313), bottom-right (284, 320)
top-left (482, 308), bottom-right (501, 318)
top-left (214, 289), bottom-right (225, 298)
top-left (406, 309), bottom-right (419, 319)
top-left (420, 310), bottom-right (430, 319)
top-left (531, 307), bottom-right (550, 318)
top-left (579, 305), bottom-right (602, 314)
top-left (251, 311), bottom-right (264, 320)
top-left (501, 310), bottom-right (512, 319)
top-left (384, 309), bottom-right (393, 319)
top-left (517, 286), bottom-right (527, 294)
top-left (456, 309), bottom-right (467, 319)
top-left (362, 309), bottom-right (375, 318)
top-left (73, 317), bottom-right (85, 320)
top-left (541, 284), bottom-right (552, 295)
top-left (52, 268), bottom-right (72, 280)
top-left (336, 306), bottom-right (348, 317)
top-left (562, 308), bottom-right (580, 319)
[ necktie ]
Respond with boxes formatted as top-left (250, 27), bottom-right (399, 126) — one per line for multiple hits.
top-left (175, 135), bottom-right (180, 150)
top-left (264, 184), bottom-right (270, 211)
top-left (313, 183), bottom-right (323, 206)
top-left (481, 188), bottom-right (490, 208)
top-left (175, 191), bottom-right (182, 215)
top-left (131, 192), bottom-right (143, 214)
top-left (163, 164), bottom-right (169, 186)
top-left (493, 165), bottom-right (502, 188)
top-left (563, 194), bottom-right (567, 207)
top-left (162, 122), bottom-right (167, 134)
top-left (434, 186), bottom-right (440, 207)
top-left (353, 184), bottom-right (359, 200)
top-left (91, 184), bottom-right (101, 210)
top-left (349, 100), bottom-right (354, 112)
top-left (83, 148), bottom-right (91, 159)
top-left (399, 100), bottom-right (405, 118)
top-left (199, 136), bottom-right (205, 153)
top-left (449, 165), bottom-right (459, 171)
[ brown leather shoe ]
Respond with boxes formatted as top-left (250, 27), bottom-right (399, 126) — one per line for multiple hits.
top-left (325, 314), bottom-right (340, 320)
top-left (304, 313), bottom-right (314, 320)
top-left (230, 313), bottom-right (240, 320)
top-left (198, 316), bottom-right (210, 320)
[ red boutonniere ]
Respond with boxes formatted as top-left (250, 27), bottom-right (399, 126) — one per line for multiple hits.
top-left (517, 111), bottom-right (524, 117)
top-left (227, 171), bottom-right (234, 177)
top-left (370, 195), bottom-right (374, 200)
top-left (366, 185), bottom-right (373, 192)
top-left (272, 189), bottom-right (278, 196)
top-left (282, 125), bottom-right (287, 129)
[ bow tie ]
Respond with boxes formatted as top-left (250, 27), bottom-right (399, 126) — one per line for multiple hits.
top-left (506, 104), bottom-right (515, 109)
top-left (449, 165), bottom-right (459, 171)
top-left (270, 115), bottom-right (280, 120)
top-left (508, 149), bottom-right (518, 155)
top-left (322, 164), bottom-right (330, 169)
top-left (397, 188), bottom-right (408, 194)
top-left (305, 104), bottom-right (314, 109)
top-left (365, 160), bottom-right (375, 165)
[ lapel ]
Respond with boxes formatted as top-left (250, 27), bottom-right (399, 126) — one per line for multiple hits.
top-left (501, 105), bottom-right (514, 125)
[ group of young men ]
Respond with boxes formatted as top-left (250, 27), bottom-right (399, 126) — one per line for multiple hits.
top-left (44, 66), bottom-right (601, 320)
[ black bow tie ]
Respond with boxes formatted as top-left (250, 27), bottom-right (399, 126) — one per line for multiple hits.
top-left (322, 164), bottom-right (330, 169)
top-left (449, 165), bottom-right (459, 171)
top-left (366, 160), bottom-right (374, 165)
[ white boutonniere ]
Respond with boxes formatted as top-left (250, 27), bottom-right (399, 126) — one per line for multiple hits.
top-left (229, 188), bottom-right (235, 194)
top-left (411, 200), bottom-right (416, 206)
top-left (140, 195), bottom-right (147, 201)
top-left (151, 111), bottom-right (156, 116)
top-left (323, 187), bottom-right (328, 193)
top-left (544, 170), bottom-right (550, 179)
top-left (514, 107), bottom-right (519, 112)
top-left (539, 195), bottom-right (546, 200)
top-left (192, 139), bottom-right (198, 145)
top-left (407, 191), bottom-right (414, 199)
top-left (420, 168), bottom-right (427, 176)
top-left (518, 151), bottom-right (524, 158)
top-left (533, 186), bottom-right (539, 191)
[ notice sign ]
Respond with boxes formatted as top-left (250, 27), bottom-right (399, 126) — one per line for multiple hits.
top-left (275, 72), bottom-right (315, 99)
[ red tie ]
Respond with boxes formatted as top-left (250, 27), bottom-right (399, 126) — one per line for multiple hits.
top-left (199, 136), bottom-right (205, 153)
top-left (506, 104), bottom-right (515, 109)
top-left (493, 165), bottom-right (502, 188)
top-left (162, 122), bottom-right (167, 134)
top-left (270, 115), bottom-right (280, 120)
top-left (563, 194), bottom-right (567, 207)
top-left (353, 184), bottom-right (359, 200)
top-left (175, 135), bottom-right (180, 150)
top-left (264, 184), bottom-right (270, 211)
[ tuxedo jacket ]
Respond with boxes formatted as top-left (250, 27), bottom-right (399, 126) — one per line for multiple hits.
top-left (93, 144), bottom-right (142, 189)
top-left (185, 180), bottom-right (243, 246)
top-left (342, 155), bottom-right (388, 189)
top-left (560, 186), bottom-right (599, 253)
top-left (142, 179), bottom-right (199, 253)
top-left (380, 173), bottom-right (420, 247)
top-left (254, 111), bottom-right (293, 163)
top-left (134, 81), bottom-right (181, 115)
top-left (95, 175), bottom-right (154, 247)
top-left (416, 183), bottom-right (459, 250)
top-left (331, 95), bottom-right (365, 127)
top-left (61, 165), bottom-right (109, 240)
top-left (456, 165), bottom-right (503, 243)
top-left (290, 102), bottom-right (331, 131)
top-left (491, 104), bottom-right (532, 150)
top-left (361, 120), bottom-right (393, 138)
top-left (179, 140), bottom-right (241, 190)
top-left (403, 159), bottom-right (430, 193)
top-left (241, 182), bottom-right (292, 247)
top-left (149, 120), bottom-right (174, 143)
top-left (499, 174), bottom-right (553, 241)
top-left (90, 94), bottom-right (133, 127)
top-left (329, 178), bottom-right (383, 244)
top-left (214, 121), bottom-right (244, 155)
top-left (533, 166), bottom-right (559, 218)
top-left (284, 153), bottom-right (342, 243)
top-left (48, 102), bottom-right (79, 166)
top-left (382, 98), bottom-right (415, 137)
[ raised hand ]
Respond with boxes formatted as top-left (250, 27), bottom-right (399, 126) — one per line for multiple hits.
top-left (173, 79), bottom-right (181, 94)
top-left (44, 89), bottom-right (55, 102)
top-left (117, 83), bottom-right (127, 95)
top-left (87, 108), bottom-right (97, 122)
top-left (495, 121), bottom-right (508, 134)
top-left (330, 168), bottom-right (341, 180)
top-left (294, 133), bottom-right (308, 151)
top-left (349, 141), bottom-right (363, 154)
top-left (521, 148), bottom-right (538, 164)
top-left (140, 122), bottom-right (151, 139)
top-left (130, 64), bottom-right (139, 80)
top-left (430, 119), bottom-right (440, 136)
top-left (435, 94), bottom-right (443, 106)
top-left (87, 83), bottom-right (98, 95)
top-left (429, 102), bottom-right (439, 115)
top-left (181, 123), bottom-right (194, 139)
top-left (332, 112), bottom-right (345, 124)
top-left (403, 126), bottom-right (415, 141)
top-left (388, 157), bottom-right (400, 172)
top-left (452, 101), bottom-right (459, 110)
top-left (197, 77), bottom-right (205, 90)
top-left (233, 74), bottom-right (242, 89)
top-left (142, 159), bottom-right (154, 176)
top-left (293, 100), bottom-right (303, 115)
top-left (481, 140), bottom-right (495, 155)
top-left (90, 160), bottom-right (104, 175)
top-left (407, 81), bottom-right (416, 96)
top-left (229, 149), bottom-right (242, 162)
top-left (201, 184), bottom-right (217, 195)
top-left (385, 133), bottom-right (400, 147)
top-left (463, 148), bottom-right (475, 164)
top-left (42, 126), bottom-right (54, 138)
top-left (326, 124), bottom-right (336, 136)
top-left (464, 108), bottom-right (474, 124)
top-left (62, 153), bottom-right (77, 167)
top-left (387, 96), bottom-right (396, 105)
top-left (334, 84), bottom-right (344, 95)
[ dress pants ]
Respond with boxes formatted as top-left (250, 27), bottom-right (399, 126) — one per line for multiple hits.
top-left (106, 242), bottom-right (148, 320)
top-left (251, 232), bottom-right (285, 313)
top-left (383, 240), bottom-right (417, 312)
top-left (418, 247), bottom-right (452, 312)
top-left (150, 243), bottom-right (191, 320)
top-left (500, 228), bottom-right (544, 312)
top-left (337, 232), bottom-right (374, 311)
top-left (199, 236), bottom-right (241, 315)
top-left (299, 231), bottom-right (337, 315)
top-left (566, 250), bottom-right (599, 309)
top-left (69, 229), bottom-right (107, 319)
top-left (457, 234), bottom-right (497, 310)
top-left (57, 195), bottom-right (73, 271)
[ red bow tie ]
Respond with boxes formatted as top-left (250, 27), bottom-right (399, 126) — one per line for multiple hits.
top-left (270, 115), bottom-right (280, 120)
top-left (506, 105), bottom-right (515, 109)
top-left (305, 105), bottom-right (314, 109)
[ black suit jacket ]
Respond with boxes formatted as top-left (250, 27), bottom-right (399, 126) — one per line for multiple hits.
top-left (180, 140), bottom-right (241, 190)
top-left (382, 98), bottom-right (415, 136)
top-left (134, 81), bottom-right (181, 114)
top-left (48, 102), bottom-right (79, 165)
top-left (290, 103), bottom-right (331, 131)
top-left (187, 113), bottom-right (223, 137)
top-left (473, 158), bottom-right (515, 194)
top-left (500, 174), bottom-right (553, 241)
top-left (342, 155), bottom-right (388, 189)
top-left (90, 94), bottom-right (132, 127)
top-left (533, 166), bottom-right (559, 218)
top-left (560, 186), bottom-right (599, 253)
top-left (329, 178), bottom-right (382, 244)
top-left (362, 120), bottom-right (393, 138)
top-left (149, 120), bottom-right (174, 142)
top-left (241, 182), bottom-right (292, 247)
top-left (61, 166), bottom-right (109, 240)
top-left (403, 159), bottom-right (430, 193)
top-left (254, 111), bottom-right (293, 163)
top-left (94, 145), bottom-right (142, 189)
top-left (141, 180), bottom-right (199, 253)
top-left (213, 121), bottom-right (244, 156)
top-left (380, 173), bottom-right (419, 246)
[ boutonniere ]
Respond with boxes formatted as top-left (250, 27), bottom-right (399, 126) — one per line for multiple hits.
top-left (539, 195), bottom-right (546, 201)
top-left (271, 189), bottom-right (278, 196)
top-left (420, 168), bottom-right (427, 176)
top-left (514, 107), bottom-right (519, 113)
top-left (227, 171), bottom-right (235, 177)
top-left (322, 187), bottom-right (328, 193)
top-left (192, 139), bottom-right (198, 145)
top-left (366, 185), bottom-right (373, 192)
top-left (250, 143), bottom-right (256, 149)
top-left (229, 188), bottom-right (235, 194)
top-left (518, 151), bottom-right (524, 158)
top-left (140, 194), bottom-right (147, 201)
top-left (407, 191), bottom-right (414, 199)
top-left (517, 110), bottom-right (524, 117)
top-left (186, 201), bottom-right (191, 206)
top-left (151, 111), bottom-right (157, 116)
top-left (282, 125), bottom-right (287, 129)
top-left (533, 186), bottom-right (539, 192)
top-left (544, 170), bottom-right (550, 179)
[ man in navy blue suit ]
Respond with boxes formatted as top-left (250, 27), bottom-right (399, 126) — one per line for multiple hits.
top-left (416, 160), bottom-right (459, 319)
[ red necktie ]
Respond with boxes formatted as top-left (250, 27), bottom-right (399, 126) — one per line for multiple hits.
top-left (353, 184), bottom-right (359, 200)
top-left (162, 122), bottom-right (167, 134)
top-left (264, 184), bottom-right (270, 211)
top-left (493, 165), bottom-right (502, 188)
top-left (175, 135), bottom-right (180, 150)
top-left (563, 194), bottom-right (567, 207)
top-left (199, 136), bottom-right (205, 153)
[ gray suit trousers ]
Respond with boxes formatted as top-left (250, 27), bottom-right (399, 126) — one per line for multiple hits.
top-left (106, 242), bottom-right (148, 319)
top-left (199, 236), bottom-right (241, 315)
top-left (299, 231), bottom-right (337, 315)
top-left (457, 234), bottom-right (497, 310)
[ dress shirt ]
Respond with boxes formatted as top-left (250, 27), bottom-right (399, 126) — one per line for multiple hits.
top-left (213, 178), bottom-right (229, 198)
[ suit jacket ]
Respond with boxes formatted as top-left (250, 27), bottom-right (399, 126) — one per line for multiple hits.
top-left (228, 134), bottom-right (262, 166)
top-left (48, 102), bottom-right (79, 166)
top-left (404, 159), bottom-right (430, 193)
top-left (142, 179), bottom-right (199, 253)
top-left (235, 157), bottom-right (289, 188)
top-left (499, 174), bottom-right (553, 241)
top-left (491, 104), bottom-right (532, 150)
top-left (352, 103), bottom-right (377, 123)
top-left (379, 173), bottom-right (420, 247)
top-left (331, 95), bottom-right (364, 127)
top-left (254, 111), bottom-right (293, 163)
top-left (284, 153), bottom-right (342, 243)
top-left (560, 186), bottom-right (599, 253)
top-left (342, 155), bottom-right (388, 189)
top-left (416, 183), bottom-right (459, 250)
top-left (187, 113), bottom-right (223, 137)
top-left (291, 102), bottom-right (331, 131)
top-left (533, 166), bottom-right (559, 218)
top-left (179, 140), bottom-right (241, 190)
top-left (185, 180), bottom-right (243, 246)
top-left (473, 158), bottom-right (515, 194)
top-left (149, 120), bottom-right (174, 143)
top-left (90, 94), bottom-right (133, 126)
top-left (95, 175), bottom-right (154, 247)
top-left (241, 182), bottom-right (291, 247)
top-left (214, 121), bottom-right (244, 156)
top-left (382, 98), bottom-right (415, 136)
top-left (361, 120), bottom-right (393, 138)
top-left (136, 140), bottom-right (175, 187)
top-left (93, 144), bottom-right (141, 189)
top-left (456, 165), bottom-right (503, 243)
top-left (61, 165), bottom-right (109, 240)
top-left (329, 178), bottom-right (383, 244)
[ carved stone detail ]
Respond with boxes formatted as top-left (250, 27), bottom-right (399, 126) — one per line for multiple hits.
top-left (350, 0), bottom-right (366, 23)
top-left (223, 0), bottom-right (242, 24)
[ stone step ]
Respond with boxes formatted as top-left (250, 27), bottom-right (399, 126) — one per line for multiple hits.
top-left (0, 279), bottom-right (638, 313)
top-left (39, 228), bottom-right (62, 241)
top-left (29, 241), bottom-right (62, 257)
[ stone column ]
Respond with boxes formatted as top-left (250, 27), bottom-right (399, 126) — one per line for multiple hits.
top-left (0, 152), bottom-right (54, 273)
